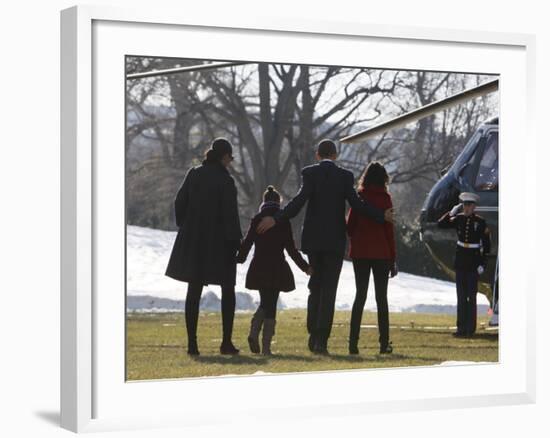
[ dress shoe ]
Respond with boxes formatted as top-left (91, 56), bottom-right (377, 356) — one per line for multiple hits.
top-left (313, 336), bottom-right (330, 355)
top-left (349, 339), bottom-right (359, 355)
top-left (220, 340), bottom-right (240, 355)
top-left (379, 341), bottom-right (393, 354)
top-left (308, 334), bottom-right (317, 352)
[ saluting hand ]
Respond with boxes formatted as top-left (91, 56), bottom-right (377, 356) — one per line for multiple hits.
top-left (384, 208), bottom-right (394, 223)
top-left (450, 203), bottom-right (463, 217)
top-left (256, 216), bottom-right (276, 234)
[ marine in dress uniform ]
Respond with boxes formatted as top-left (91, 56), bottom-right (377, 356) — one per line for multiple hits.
top-left (437, 192), bottom-right (492, 337)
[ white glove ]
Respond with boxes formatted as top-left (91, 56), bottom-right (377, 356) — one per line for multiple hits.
top-left (450, 204), bottom-right (462, 217)
top-left (477, 266), bottom-right (484, 275)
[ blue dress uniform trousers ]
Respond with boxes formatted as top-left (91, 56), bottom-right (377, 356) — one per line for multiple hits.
top-left (455, 269), bottom-right (478, 335)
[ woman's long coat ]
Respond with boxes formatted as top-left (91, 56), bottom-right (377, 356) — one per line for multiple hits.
top-left (165, 160), bottom-right (242, 286)
top-left (236, 205), bottom-right (309, 292)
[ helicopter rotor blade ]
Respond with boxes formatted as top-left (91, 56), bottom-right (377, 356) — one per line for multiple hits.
top-left (340, 78), bottom-right (499, 143)
top-left (126, 61), bottom-right (252, 80)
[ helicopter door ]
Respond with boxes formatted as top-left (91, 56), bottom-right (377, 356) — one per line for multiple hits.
top-left (472, 130), bottom-right (499, 299)
top-left (472, 130), bottom-right (499, 219)
top-left (474, 131), bottom-right (498, 192)
top-left (459, 130), bottom-right (498, 206)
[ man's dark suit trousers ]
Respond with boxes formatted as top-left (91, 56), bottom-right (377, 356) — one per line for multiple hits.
top-left (306, 250), bottom-right (344, 343)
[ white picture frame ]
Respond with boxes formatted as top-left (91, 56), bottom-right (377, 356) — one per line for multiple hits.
top-left (60, 4), bottom-right (537, 433)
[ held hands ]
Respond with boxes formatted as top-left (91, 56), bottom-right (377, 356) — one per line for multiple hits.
top-left (450, 203), bottom-right (463, 217)
top-left (256, 216), bottom-right (276, 234)
top-left (384, 208), bottom-right (394, 223)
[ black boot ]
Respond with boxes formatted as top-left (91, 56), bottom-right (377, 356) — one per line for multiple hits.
top-left (187, 337), bottom-right (200, 356)
top-left (262, 318), bottom-right (276, 356)
top-left (349, 319), bottom-right (361, 355)
top-left (220, 285), bottom-right (238, 355)
top-left (349, 338), bottom-right (359, 355)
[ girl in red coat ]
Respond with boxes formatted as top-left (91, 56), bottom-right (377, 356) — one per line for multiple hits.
top-left (346, 161), bottom-right (397, 355)
top-left (236, 186), bottom-right (311, 355)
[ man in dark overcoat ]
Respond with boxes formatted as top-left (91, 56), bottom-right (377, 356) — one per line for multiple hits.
top-left (165, 138), bottom-right (242, 355)
top-left (256, 139), bottom-right (394, 354)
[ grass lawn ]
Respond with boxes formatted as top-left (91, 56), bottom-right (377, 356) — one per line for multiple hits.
top-left (126, 309), bottom-right (498, 381)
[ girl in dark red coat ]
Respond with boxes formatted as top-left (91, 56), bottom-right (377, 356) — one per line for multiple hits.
top-left (236, 186), bottom-right (311, 355)
top-left (346, 161), bottom-right (398, 355)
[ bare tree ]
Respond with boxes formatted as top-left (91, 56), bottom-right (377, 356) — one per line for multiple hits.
top-left (125, 58), bottom-right (497, 230)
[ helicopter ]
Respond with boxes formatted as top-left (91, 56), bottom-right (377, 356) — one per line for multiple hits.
top-left (340, 78), bottom-right (499, 325)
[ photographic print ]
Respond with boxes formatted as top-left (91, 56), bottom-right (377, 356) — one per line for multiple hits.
top-left (124, 56), bottom-right (499, 381)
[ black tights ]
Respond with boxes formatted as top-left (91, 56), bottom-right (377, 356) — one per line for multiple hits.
top-left (185, 282), bottom-right (236, 343)
top-left (258, 289), bottom-right (280, 319)
top-left (350, 259), bottom-right (390, 347)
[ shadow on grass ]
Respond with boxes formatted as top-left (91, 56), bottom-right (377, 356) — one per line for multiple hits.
top-left (275, 352), bottom-right (442, 364)
top-left (269, 353), bottom-right (383, 363)
top-left (466, 333), bottom-right (499, 341)
top-left (192, 355), bottom-right (270, 365)
top-left (331, 353), bottom-right (445, 363)
top-left (191, 352), bottom-right (349, 364)
top-left (129, 343), bottom-right (183, 349)
top-left (188, 352), bottom-right (419, 364)
top-left (403, 329), bottom-right (499, 338)
top-left (315, 353), bottom-right (377, 363)
top-left (270, 353), bottom-right (318, 362)
top-left (179, 350), bottom-right (450, 365)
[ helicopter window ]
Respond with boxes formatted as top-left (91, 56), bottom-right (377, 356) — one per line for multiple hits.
top-left (474, 132), bottom-right (498, 191)
top-left (451, 130), bottom-right (481, 176)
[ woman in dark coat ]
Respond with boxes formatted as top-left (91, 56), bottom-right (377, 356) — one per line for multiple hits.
top-left (236, 186), bottom-right (311, 355)
top-left (346, 161), bottom-right (398, 355)
top-left (165, 138), bottom-right (242, 356)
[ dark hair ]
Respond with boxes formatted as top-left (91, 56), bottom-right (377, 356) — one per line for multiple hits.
top-left (204, 148), bottom-right (221, 162)
top-left (317, 139), bottom-right (337, 159)
top-left (359, 161), bottom-right (389, 189)
top-left (263, 185), bottom-right (281, 203)
top-left (204, 137), bottom-right (233, 163)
